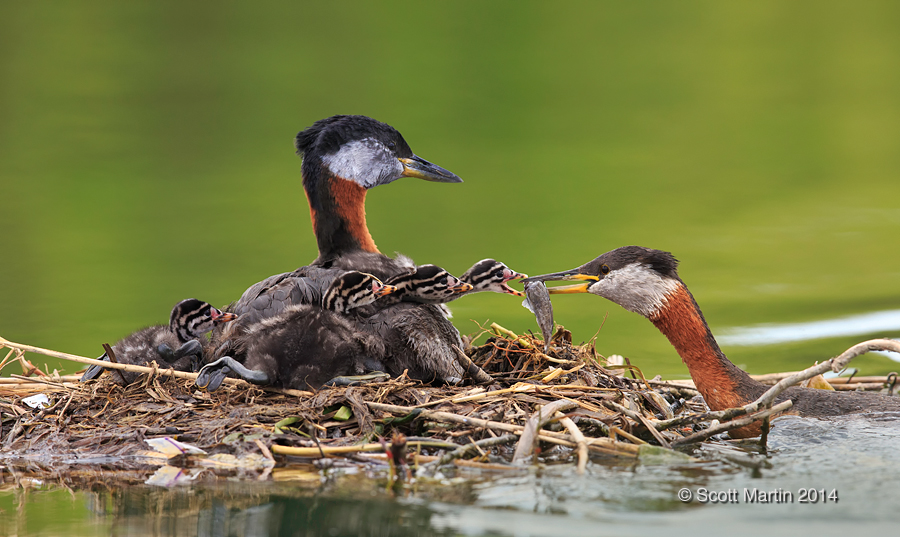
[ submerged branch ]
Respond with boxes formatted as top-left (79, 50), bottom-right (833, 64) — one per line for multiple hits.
top-left (418, 435), bottom-right (519, 475)
top-left (671, 400), bottom-right (793, 447)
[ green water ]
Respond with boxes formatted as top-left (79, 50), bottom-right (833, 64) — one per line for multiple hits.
top-left (2, 2), bottom-right (900, 532)
top-left (0, 2), bottom-right (900, 376)
top-left (3, 2), bottom-right (900, 380)
top-left (2, 414), bottom-right (899, 536)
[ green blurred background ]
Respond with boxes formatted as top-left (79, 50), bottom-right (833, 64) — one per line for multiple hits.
top-left (2, 1), bottom-right (900, 380)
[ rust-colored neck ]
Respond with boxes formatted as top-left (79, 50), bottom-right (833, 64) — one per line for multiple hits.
top-left (649, 283), bottom-right (764, 413)
top-left (305, 174), bottom-right (379, 262)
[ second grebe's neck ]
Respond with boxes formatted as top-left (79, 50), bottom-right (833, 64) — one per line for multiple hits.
top-left (648, 282), bottom-right (765, 411)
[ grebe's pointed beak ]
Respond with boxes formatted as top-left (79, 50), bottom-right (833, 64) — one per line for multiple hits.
top-left (374, 283), bottom-right (399, 297)
top-left (504, 287), bottom-right (526, 297)
top-left (521, 269), bottom-right (599, 294)
top-left (399, 155), bottom-right (462, 183)
top-left (544, 282), bottom-right (592, 294)
top-left (500, 269), bottom-right (528, 297)
top-left (211, 308), bottom-right (238, 324)
top-left (451, 282), bottom-right (474, 293)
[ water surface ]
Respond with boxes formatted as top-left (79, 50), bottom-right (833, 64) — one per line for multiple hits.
top-left (3, 1), bottom-right (900, 380)
top-left (2, 413), bottom-right (898, 536)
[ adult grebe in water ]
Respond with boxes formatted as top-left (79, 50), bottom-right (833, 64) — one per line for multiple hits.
top-left (523, 246), bottom-right (900, 438)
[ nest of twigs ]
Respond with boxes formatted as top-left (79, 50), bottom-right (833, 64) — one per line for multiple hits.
top-left (0, 328), bottom-right (897, 482)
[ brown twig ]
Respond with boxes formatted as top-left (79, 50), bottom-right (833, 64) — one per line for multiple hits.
top-left (452, 345), bottom-right (493, 385)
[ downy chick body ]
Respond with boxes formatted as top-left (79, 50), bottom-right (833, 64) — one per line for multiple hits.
top-left (81, 299), bottom-right (236, 385)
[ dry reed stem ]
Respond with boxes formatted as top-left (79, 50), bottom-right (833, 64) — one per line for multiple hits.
top-left (0, 336), bottom-right (270, 391)
top-left (634, 412), bottom-right (670, 448)
top-left (609, 427), bottom-right (647, 445)
top-left (0, 336), bottom-right (200, 379)
top-left (490, 322), bottom-right (533, 349)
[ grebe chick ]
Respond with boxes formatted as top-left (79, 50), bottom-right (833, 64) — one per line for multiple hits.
top-left (81, 299), bottom-right (236, 385)
top-left (361, 258), bottom-right (526, 309)
top-left (522, 245), bottom-right (900, 438)
top-left (353, 260), bottom-right (527, 383)
top-left (196, 272), bottom-right (397, 391)
top-left (382, 264), bottom-right (473, 305)
top-left (459, 259), bottom-right (527, 297)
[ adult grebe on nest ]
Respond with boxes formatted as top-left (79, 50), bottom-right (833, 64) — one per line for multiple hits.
top-left (209, 115), bottom-right (474, 386)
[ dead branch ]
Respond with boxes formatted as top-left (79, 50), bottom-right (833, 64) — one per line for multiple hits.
top-left (512, 400), bottom-right (578, 464)
top-left (556, 412), bottom-right (588, 474)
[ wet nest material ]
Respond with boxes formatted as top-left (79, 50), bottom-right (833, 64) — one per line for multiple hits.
top-left (0, 329), bottom-right (897, 480)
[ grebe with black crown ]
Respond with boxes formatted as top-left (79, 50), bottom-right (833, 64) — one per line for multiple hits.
top-left (523, 245), bottom-right (900, 438)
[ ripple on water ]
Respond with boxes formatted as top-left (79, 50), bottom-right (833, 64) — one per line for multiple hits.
top-left (3, 412), bottom-right (898, 536)
top-left (431, 411), bottom-right (900, 535)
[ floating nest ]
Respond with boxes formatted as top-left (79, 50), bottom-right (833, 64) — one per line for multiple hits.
top-left (0, 328), bottom-right (897, 483)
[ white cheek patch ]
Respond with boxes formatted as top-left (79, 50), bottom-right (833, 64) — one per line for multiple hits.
top-left (590, 263), bottom-right (680, 317)
top-left (320, 138), bottom-right (403, 188)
